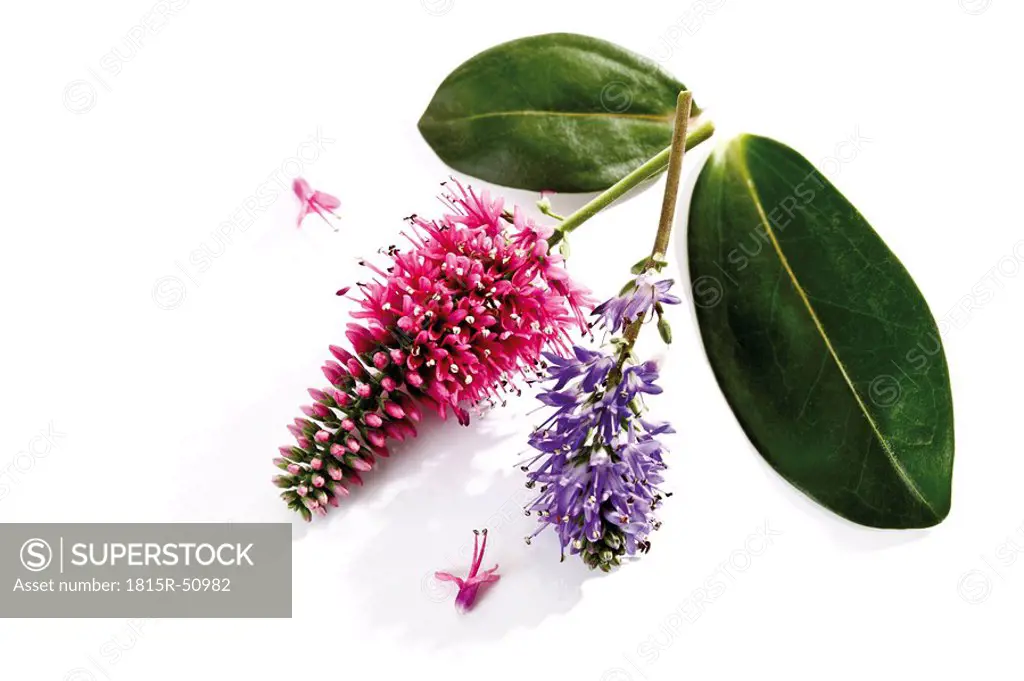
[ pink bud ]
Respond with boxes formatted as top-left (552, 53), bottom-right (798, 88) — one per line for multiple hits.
top-left (390, 349), bottom-right (405, 364)
top-left (381, 376), bottom-right (397, 392)
top-left (312, 475), bottom-right (325, 488)
top-left (347, 473), bottom-right (364, 487)
top-left (308, 388), bottom-right (327, 402)
top-left (297, 485), bottom-right (309, 497)
top-left (316, 489), bottom-right (328, 504)
top-left (346, 325), bottom-right (376, 354)
top-left (329, 344), bottom-right (355, 364)
top-left (341, 418), bottom-right (356, 431)
top-left (372, 445), bottom-right (390, 458)
top-left (395, 394), bottom-right (421, 422)
top-left (345, 437), bottom-right (361, 453)
top-left (327, 465), bottom-right (344, 481)
top-left (328, 495), bottom-right (340, 508)
top-left (287, 464), bottom-right (301, 475)
top-left (331, 482), bottom-right (350, 497)
top-left (383, 422), bottom-right (405, 442)
top-left (364, 413), bottom-right (383, 428)
top-left (334, 390), bottom-right (351, 407)
top-left (287, 424), bottom-right (302, 439)
top-left (351, 457), bottom-right (373, 472)
top-left (311, 457), bottom-right (323, 470)
top-left (355, 382), bottom-right (373, 398)
top-left (406, 371), bottom-right (424, 387)
top-left (322, 362), bottom-right (344, 385)
top-left (314, 430), bottom-right (331, 443)
top-left (330, 443), bottom-right (345, 458)
top-left (373, 352), bottom-right (389, 369)
top-left (366, 429), bottom-right (386, 449)
top-left (314, 505), bottom-right (328, 517)
top-left (297, 437), bottom-right (311, 449)
top-left (383, 401), bottom-right (405, 419)
top-left (278, 445), bottom-right (294, 457)
top-left (346, 358), bottom-right (366, 380)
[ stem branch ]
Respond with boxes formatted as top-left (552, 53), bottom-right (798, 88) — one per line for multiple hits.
top-left (548, 113), bottom-right (713, 247)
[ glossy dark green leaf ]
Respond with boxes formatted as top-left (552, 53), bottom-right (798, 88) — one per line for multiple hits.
top-left (418, 33), bottom-right (700, 192)
top-left (688, 134), bottom-right (954, 528)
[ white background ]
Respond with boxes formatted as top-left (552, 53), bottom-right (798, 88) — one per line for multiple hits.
top-left (1, 0), bottom-right (1021, 679)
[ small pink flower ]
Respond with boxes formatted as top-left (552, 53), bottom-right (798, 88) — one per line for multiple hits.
top-left (293, 177), bottom-right (341, 231)
top-left (434, 529), bottom-right (500, 613)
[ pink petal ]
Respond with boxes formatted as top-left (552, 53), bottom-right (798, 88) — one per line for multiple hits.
top-left (433, 571), bottom-right (464, 589)
top-left (312, 190), bottom-right (341, 211)
top-left (292, 177), bottom-right (313, 200)
top-left (472, 565), bottom-right (500, 584)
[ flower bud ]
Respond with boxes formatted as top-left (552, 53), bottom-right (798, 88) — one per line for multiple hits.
top-left (657, 316), bottom-right (672, 345)
top-left (366, 429), bottom-right (386, 448)
top-left (350, 457), bottom-right (373, 472)
top-left (329, 345), bottom-right (355, 364)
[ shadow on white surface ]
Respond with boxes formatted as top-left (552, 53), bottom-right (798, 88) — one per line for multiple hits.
top-left (291, 405), bottom-right (604, 646)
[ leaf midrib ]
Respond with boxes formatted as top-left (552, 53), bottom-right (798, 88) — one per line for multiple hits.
top-left (734, 143), bottom-right (938, 520)
top-left (423, 109), bottom-right (674, 125)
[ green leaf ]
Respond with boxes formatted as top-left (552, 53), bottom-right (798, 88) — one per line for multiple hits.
top-left (418, 33), bottom-right (700, 192)
top-left (687, 134), bottom-right (954, 529)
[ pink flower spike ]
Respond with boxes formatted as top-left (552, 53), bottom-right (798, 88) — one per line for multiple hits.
top-left (434, 529), bottom-right (500, 613)
top-left (293, 177), bottom-right (341, 232)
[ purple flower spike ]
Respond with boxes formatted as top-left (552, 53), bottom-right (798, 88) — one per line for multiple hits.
top-left (524, 279), bottom-right (680, 571)
top-left (435, 529), bottom-right (500, 613)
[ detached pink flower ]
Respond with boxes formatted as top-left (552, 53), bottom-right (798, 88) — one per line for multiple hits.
top-left (435, 529), bottom-right (500, 612)
top-left (293, 177), bottom-right (341, 231)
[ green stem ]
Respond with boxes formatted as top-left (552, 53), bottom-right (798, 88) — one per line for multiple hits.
top-left (547, 116), bottom-right (714, 247)
top-left (608, 91), bottom-right (694, 386)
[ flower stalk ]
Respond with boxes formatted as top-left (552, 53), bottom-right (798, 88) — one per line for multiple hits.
top-left (609, 90), bottom-right (693, 386)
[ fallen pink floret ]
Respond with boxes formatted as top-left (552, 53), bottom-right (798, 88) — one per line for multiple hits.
top-left (435, 529), bottom-right (500, 613)
top-left (293, 177), bottom-right (341, 231)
